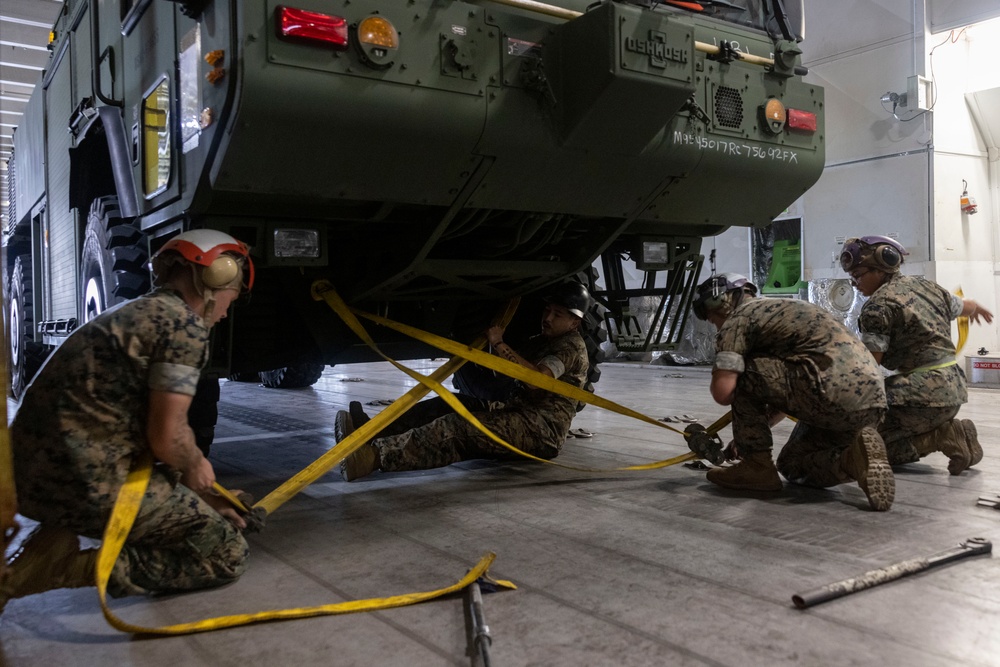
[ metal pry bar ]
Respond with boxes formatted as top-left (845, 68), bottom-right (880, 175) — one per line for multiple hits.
top-left (468, 580), bottom-right (493, 667)
top-left (977, 495), bottom-right (1000, 510)
top-left (792, 537), bottom-right (992, 609)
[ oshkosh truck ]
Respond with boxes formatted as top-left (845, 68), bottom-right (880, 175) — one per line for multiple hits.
top-left (5, 0), bottom-right (824, 440)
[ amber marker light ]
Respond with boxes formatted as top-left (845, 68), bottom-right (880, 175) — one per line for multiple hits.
top-left (276, 6), bottom-right (349, 50)
top-left (357, 16), bottom-right (399, 50)
top-left (354, 15), bottom-right (399, 68)
top-left (787, 109), bottom-right (817, 133)
top-left (764, 98), bottom-right (786, 123)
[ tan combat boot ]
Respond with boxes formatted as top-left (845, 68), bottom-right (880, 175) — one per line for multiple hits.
top-left (842, 427), bottom-right (894, 511)
top-left (960, 420), bottom-right (983, 470)
top-left (336, 410), bottom-right (381, 481)
top-left (1, 524), bottom-right (96, 614)
top-left (913, 420), bottom-right (973, 475)
top-left (706, 449), bottom-right (783, 491)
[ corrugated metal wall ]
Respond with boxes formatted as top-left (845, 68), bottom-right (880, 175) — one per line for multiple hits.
top-left (43, 46), bottom-right (78, 322)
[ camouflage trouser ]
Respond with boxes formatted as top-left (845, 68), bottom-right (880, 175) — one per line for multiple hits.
top-left (373, 396), bottom-right (563, 472)
top-left (17, 466), bottom-right (248, 598)
top-left (733, 358), bottom-right (885, 487)
top-left (880, 404), bottom-right (961, 465)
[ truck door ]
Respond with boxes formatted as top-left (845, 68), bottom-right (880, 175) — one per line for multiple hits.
top-left (121, 1), bottom-right (180, 213)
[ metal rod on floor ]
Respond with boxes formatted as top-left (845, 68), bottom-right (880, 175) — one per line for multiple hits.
top-left (792, 537), bottom-right (992, 609)
top-left (468, 580), bottom-right (493, 667)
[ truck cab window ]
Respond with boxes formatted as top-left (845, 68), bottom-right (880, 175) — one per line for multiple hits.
top-left (142, 79), bottom-right (171, 197)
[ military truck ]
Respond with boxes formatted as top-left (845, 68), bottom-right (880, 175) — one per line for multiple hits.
top-left (4, 0), bottom-right (824, 439)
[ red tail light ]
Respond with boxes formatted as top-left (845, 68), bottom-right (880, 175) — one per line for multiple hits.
top-left (787, 109), bottom-right (817, 133)
top-left (276, 6), bottom-right (348, 49)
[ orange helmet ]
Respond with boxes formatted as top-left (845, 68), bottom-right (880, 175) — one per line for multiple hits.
top-left (153, 230), bottom-right (254, 291)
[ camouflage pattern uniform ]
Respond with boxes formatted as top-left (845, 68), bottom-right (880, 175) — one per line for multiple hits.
top-left (714, 299), bottom-right (887, 487)
top-left (374, 330), bottom-right (588, 471)
top-left (10, 289), bottom-right (248, 598)
top-left (858, 274), bottom-right (966, 464)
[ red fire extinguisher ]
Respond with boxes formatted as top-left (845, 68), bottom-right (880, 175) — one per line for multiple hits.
top-left (960, 180), bottom-right (978, 215)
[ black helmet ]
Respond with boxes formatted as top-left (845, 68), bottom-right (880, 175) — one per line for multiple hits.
top-left (692, 272), bottom-right (757, 320)
top-left (545, 282), bottom-right (590, 318)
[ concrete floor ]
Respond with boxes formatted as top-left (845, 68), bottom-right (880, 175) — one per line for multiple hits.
top-left (2, 360), bottom-right (998, 666)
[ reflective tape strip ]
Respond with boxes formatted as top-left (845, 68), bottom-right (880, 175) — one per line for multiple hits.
top-left (904, 359), bottom-right (958, 375)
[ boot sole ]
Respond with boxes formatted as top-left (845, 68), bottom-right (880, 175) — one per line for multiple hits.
top-left (857, 427), bottom-right (895, 511)
top-left (349, 401), bottom-right (371, 429)
top-left (337, 410), bottom-right (377, 481)
top-left (962, 420), bottom-right (983, 468)
top-left (945, 421), bottom-right (972, 476)
top-left (336, 411), bottom-right (359, 481)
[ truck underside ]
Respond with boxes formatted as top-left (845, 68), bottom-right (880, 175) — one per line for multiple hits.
top-left (4, 0), bottom-right (824, 406)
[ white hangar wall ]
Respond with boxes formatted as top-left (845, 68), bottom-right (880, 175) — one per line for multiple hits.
top-left (704, 1), bottom-right (1000, 360)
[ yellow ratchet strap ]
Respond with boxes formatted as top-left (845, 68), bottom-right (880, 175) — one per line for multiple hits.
top-left (91, 297), bottom-right (521, 635)
top-left (96, 458), bottom-right (515, 635)
top-left (1, 295), bottom-right (18, 561)
top-left (0, 385), bottom-right (17, 560)
top-left (955, 287), bottom-right (969, 354)
top-left (299, 281), bottom-right (698, 484)
top-left (255, 294), bottom-right (520, 514)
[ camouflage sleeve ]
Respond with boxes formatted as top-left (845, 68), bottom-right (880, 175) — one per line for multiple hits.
top-left (858, 300), bottom-right (893, 353)
top-left (147, 294), bottom-right (210, 396)
top-left (535, 333), bottom-right (586, 380)
top-left (714, 351), bottom-right (744, 373)
top-left (947, 293), bottom-right (963, 320)
top-left (149, 362), bottom-right (202, 395)
top-left (536, 355), bottom-right (566, 379)
top-left (713, 311), bottom-right (750, 373)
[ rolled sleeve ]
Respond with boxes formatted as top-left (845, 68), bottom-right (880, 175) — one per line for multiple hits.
top-left (948, 294), bottom-right (963, 320)
top-left (148, 362), bottom-right (202, 395)
top-left (860, 331), bottom-right (890, 353)
top-left (536, 355), bottom-right (566, 380)
top-left (714, 351), bottom-right (745, 373)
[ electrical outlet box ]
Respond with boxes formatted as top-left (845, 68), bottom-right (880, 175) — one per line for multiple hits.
top-left (906, 75), bottom-right (932, 111)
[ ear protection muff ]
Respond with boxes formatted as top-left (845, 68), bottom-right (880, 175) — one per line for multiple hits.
top-left (201, 255), bottom-right (241, 289)
top-left (840, 236), bottom-right (907, 274)
top-left (870, 244), bottom-right (901, 272)
top-left (693, 274), bottom-right (733, 320)
top-left (704, 274), bottom-right (729, 309)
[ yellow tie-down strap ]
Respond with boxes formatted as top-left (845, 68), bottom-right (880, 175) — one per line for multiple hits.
top-left (955, 287), bottom-right (969, 354)
top-left (96, 453), bottom-right (514, 636)
top-left (95, 297), bottom-right (524, 635)
top-left (277, 280), bottom-right (704, 498)
top-left (94, 281), bottom-right (720, 635)
top-left (1, 278), bottom-right (18, 570)
top-left (0, 383), bottom-right (17, 571)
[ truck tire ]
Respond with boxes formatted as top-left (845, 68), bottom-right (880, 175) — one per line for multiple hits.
top-left (6, 255), bottom-right (48, 399)
top-left (81, 197), bottom-right (149, 323)
top-left (259, 362), bottom-right (326, 388)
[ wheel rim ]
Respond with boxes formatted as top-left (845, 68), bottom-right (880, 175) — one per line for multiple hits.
top-left (84, 275), bottom-right (105, 323)
top-left (9, 296), bottom-right (20, 368)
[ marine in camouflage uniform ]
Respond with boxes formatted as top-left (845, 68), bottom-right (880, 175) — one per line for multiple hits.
top-left (340, 284), bottom-right (591, 480)
top-left (2, 231), bottom-right (253, 611)
top-left (691, 273), bottom-right (894, 511)
top-left (841, 236), bottom-right (993, 474)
